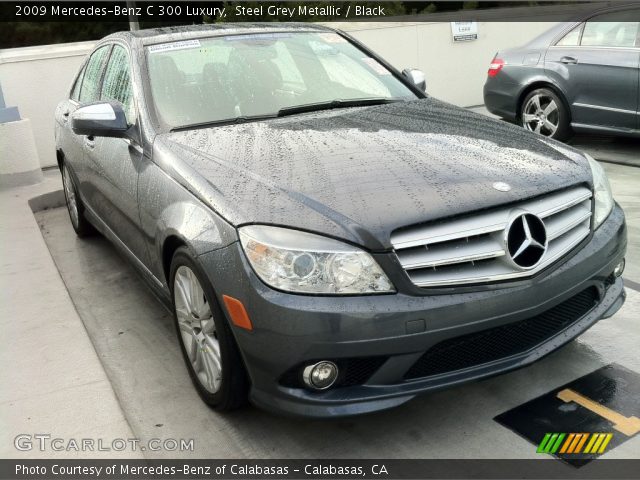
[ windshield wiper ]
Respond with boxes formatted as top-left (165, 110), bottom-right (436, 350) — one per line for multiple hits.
top-left (169, 98), bottom-right (404, 131)
top-left (170, 114), bottom-right (278, 132)
top-left (277, 98), bottom-right (404, 118)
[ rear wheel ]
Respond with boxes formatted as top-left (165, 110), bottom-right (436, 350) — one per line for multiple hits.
top-left (61, 164), bottom-right (95, 237)
top-left (170, 248), bottom-right (249, 410)
top-left (520, 88), bottom-right (571, 141)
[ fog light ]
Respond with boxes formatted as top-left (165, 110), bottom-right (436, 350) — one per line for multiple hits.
top-left (614, 259), bottom-right (625, 277)
top-left (303, 361), bottom-right (338, 390)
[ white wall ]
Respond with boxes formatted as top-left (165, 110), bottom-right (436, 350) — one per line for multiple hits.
top-left (0, 20), bottom-right (556, 169)
top-left (0, 42), bottom-right (94, 168)
top-left (342, 22), bottom-right (555, 107)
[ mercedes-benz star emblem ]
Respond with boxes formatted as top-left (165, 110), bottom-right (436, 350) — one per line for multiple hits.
top-left (505, 213), bottom-right (547, 269)
top-left (493, 182), bottom-right (512, 192)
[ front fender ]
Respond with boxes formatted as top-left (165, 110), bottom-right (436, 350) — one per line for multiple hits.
top-left (154, 200), bottom-right (237, 261)
top-left (137, 157), bottom-right (238, 287)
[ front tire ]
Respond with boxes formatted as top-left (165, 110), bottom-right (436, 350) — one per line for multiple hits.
top-left (170, 247), bottom-right (249, 410)
top-left (520, 88), bottom-right (571, 141)
top-left (61, 164), bottom-right (95, 237)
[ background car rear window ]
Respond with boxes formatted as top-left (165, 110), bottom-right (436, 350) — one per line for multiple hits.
top-left (556, 24), bottom-right (583, 46)
top-left (78, 45), bottom-right (110, 103)
top-left (581, 17), bottom-right (639, 47)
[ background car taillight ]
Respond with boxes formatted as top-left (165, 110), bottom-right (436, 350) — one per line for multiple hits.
top-left (488, 57), bottom-right (505, 77)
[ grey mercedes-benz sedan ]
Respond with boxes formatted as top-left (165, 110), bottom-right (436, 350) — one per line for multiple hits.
top-left (55, 24), bottom-right (627, 417)
top-left (484, 5), bottom-right (639, 140)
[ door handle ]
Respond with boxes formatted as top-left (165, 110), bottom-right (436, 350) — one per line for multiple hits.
top-left (560, 56), bottom-right (578, 64)
top-left (84, 135), bottom-right (95, 149)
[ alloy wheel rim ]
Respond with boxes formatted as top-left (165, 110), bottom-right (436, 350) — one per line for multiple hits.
top-left (63, 166), bottom-right (79, 228)
top-left (522, 94), bottom-right (559, 137)
top-left (174, 265), bottom-right (222, 393)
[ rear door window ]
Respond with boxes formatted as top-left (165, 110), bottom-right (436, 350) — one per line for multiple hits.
top-left (581, 15), bottom-right (639, 48)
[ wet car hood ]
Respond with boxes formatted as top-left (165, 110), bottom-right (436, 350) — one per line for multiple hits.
top-left (156, 98), bottom-right (592, 250)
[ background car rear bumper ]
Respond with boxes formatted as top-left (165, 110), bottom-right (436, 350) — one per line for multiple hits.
top-left (198, 206), bottom-right (626, 417)
top-left (483, 76), bottom-right (521, 122)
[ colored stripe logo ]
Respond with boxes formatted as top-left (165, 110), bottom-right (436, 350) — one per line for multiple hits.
top-left (537, 433), bottom-right (613, 454)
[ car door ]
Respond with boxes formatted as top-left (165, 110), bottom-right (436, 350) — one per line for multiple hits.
top-left (81, 43), bottom-right (149, 265)
top-left (57, 45), bottom-right (110, 189)
top-left (55, 62), bottom-right (85, 176)
top-left (545, 13), bottom-right (640, 132)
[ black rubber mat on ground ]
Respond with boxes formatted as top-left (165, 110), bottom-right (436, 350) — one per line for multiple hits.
top-left (495, 363), bottom-right (640, 468)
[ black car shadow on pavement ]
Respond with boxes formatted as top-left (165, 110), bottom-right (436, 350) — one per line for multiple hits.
top-left (469, 105), bottom-right (639, 168)
top-left (569, 135), bottom-right (640, 168)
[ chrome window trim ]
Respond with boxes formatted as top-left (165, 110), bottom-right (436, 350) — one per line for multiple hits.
top-left (573, 102), bottom-right (637, 115)
top-left (548, 45), bottom-right (640, 51)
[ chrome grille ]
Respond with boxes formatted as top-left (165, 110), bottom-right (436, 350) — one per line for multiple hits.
top-left (391, 187), bottom-right (592, 287)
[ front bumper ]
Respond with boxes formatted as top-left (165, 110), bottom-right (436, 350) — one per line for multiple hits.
top-left (198, 206), bottom-right (627, 417)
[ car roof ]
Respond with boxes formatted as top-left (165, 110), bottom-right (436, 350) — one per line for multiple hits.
top-left (104, 23), bottom-right (335, 47)
top-left (522, 3), bottom-right (640, 48)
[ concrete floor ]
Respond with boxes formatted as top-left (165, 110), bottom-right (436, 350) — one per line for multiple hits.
top-left (0, 174), bottom-right (141, 459)
top-left (30, 162), bottom-right (640, 460)
top-left (468, 106), bottom-right (640, 168)
top-left (570, 136), bottom-right (640, 169)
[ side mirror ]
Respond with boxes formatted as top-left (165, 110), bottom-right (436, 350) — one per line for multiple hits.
top-left (71, 102), bottom-right (128, 137)
top-left (402, 68), bottom-right (426, 93)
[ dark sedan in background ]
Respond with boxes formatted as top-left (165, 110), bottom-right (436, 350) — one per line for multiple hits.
top-left (484, 5), bottom-right (639, 140)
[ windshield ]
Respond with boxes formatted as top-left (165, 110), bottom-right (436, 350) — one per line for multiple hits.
top-left (146, 31), bottom-right (417, 129)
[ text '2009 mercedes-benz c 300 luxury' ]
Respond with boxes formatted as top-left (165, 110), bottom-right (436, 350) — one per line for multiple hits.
top-left (55, 24), bottom-right (627, 417)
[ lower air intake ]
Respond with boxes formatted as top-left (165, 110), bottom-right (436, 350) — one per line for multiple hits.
top-left (404, 287), bottom-right (599, 380)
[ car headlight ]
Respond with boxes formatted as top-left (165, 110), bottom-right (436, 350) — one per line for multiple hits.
top-left (238, 225), bottom-right (395, 295)
top-left (586, 153), bottom-right (614, 229)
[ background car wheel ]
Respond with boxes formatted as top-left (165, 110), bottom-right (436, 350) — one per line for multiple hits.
top-left (520, 88), bottom-right (571, 141)
top-left (61, 164), bottom-right (95, 237)
top-left (170, 247), bottom-right (249, 411)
